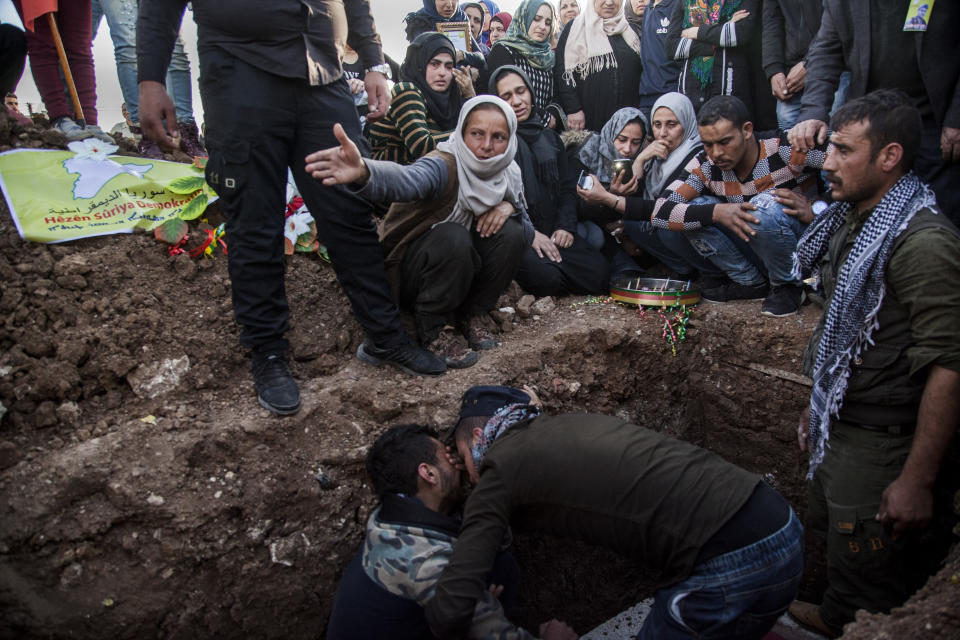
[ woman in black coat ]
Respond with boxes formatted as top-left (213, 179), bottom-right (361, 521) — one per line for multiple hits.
top-left (554, 0), bottom-right (643, 132)
top-left (492, 66), bottom-right (610, 296)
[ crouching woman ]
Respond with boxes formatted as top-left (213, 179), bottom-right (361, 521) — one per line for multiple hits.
top-left (306, 97), bottom-right (530, 370)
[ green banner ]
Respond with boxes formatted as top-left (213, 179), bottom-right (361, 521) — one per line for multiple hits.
top-left (0, 142), bottom-right (217, 243)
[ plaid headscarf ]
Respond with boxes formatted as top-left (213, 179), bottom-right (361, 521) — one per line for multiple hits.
top-left (471, 403), bottom-right (541, 468)
top-left (793, 171), bottom-right (938, 477)
top-left (498, 0), bottom-right (556, 70)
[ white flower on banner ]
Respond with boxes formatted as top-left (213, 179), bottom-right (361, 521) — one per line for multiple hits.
top-left (67, 138), bottom-right (119, 161)
top-left (284, 210), bottom-right (314, 244)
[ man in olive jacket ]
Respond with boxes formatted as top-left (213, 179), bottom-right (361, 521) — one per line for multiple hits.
top-left (425, 385), bottom-right (804, 640)
top-left (792, 90), bottom-right (960, 637)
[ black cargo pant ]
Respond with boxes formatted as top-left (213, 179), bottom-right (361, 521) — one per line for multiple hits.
top-left (398, 217), bottom-right (525, 343)
top-left (199, 48), bottom-right (407, 352)
top-left (806, 419), bottom-right (959, 633)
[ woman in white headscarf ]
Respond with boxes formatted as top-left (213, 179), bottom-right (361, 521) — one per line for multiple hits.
top-left (577, 92), bottom-right (727, 282)
top-left (554, 0), bottom-right (643, 131)
top-left (306, 96), bottom-right (532, 370)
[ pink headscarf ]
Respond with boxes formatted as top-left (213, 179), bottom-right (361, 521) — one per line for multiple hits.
top-left (491, 10), bottom-right (512, 31)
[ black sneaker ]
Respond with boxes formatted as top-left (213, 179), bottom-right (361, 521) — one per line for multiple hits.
top-left (761, 284), bottom-right (806, 317)
top-left (702, 281), bottom-right (769, 303)
top-left (251, 351), bottom-right (301, 415)
top-left (698, 273), bottom-right (729, 291)
top-left (357, 339), bottom-right (447, 376)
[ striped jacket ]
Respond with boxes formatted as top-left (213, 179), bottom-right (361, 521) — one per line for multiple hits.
top-left (367, 82), bottom-right (453, 165)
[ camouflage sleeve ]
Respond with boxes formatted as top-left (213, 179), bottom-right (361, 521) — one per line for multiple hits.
top-left (467, 591), bottom-right (537, 640)
top-left (408, 547), bottom-right (454, 606)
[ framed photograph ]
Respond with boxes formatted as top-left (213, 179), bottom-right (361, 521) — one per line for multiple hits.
top-left (436, 21), bottom-right (471, 52)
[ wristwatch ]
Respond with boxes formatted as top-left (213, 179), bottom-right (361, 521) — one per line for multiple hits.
top-left (364, 63), bottom-right (391, 77)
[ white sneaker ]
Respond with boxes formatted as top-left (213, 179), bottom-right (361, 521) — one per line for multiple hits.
top-left (52, 116), bottom-right (93, 142)
top-left (83, 123), bottom-right (115, 143)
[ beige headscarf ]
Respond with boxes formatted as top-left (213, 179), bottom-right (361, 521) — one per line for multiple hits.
top-left (563, 0), bottom-right (642, 84)
top-left (436, 95), bottom-right (526, 228)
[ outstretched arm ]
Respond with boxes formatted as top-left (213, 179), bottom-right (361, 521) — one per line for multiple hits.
top-left (306, 123), bottom-right (371, 186)
top-left (305, 124), bottom-right (446, 201)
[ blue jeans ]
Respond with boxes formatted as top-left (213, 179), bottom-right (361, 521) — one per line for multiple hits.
top-left (683, 196), bottom-right (767, 287)
top-left (91, 0), bottom-right (194, 124)
top-left (776, 70), bottom-right (851, 132)
top-left (743, 193), bottom-right (807, 287)
top-left (623, 220), bottom-right (724, 278)
top-left (686, 194), bottom-right (805, 287)
top-left (637, 510), bottom-right (804, 640)
top-left (776, 93), bottom-right (804, 132)
top-left (831, 71), bottom-right (851, 115)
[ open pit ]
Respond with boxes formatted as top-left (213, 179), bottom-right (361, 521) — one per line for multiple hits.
top-left (0, 118), bottom-right (956, 639)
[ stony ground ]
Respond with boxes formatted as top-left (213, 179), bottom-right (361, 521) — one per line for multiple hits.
top-left (0, 113), bottom-right (957, 639)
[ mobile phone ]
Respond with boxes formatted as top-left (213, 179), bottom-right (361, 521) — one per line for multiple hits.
top-left (577, 170), bottom-right (594, 190)
top-left (612, 158), bottom-right (633, 183)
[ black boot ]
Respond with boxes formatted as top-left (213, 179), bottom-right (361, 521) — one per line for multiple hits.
top-left (251, 350), bottom-right (301, 415)
top-left (178, 120), bottom-right (207, 158)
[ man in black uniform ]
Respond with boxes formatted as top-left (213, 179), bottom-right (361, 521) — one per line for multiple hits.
top-left (137, 1), bottom-right (446, 416)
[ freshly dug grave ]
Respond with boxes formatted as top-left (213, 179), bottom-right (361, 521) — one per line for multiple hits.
top-left (0, 121), bottom-right (957, 639)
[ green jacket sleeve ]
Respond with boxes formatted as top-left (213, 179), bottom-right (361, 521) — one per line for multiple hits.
top-left (887, 228), bottom-right (960, 377)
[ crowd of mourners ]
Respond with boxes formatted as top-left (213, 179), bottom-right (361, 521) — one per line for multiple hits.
top-left (3, 1), bottom-right (960, 639)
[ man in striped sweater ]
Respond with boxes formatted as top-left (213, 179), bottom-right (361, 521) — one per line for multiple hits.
top-left (650, 95), bottom-right (827, 317)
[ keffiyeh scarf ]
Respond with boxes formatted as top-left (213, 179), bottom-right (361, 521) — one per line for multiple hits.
top-left (792, 171), bottom-right (938, 477)
top-left (471, 403), bottom-right (542, 468)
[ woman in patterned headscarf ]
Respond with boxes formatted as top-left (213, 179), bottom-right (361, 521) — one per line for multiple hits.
top-left (484, 0), bottom-right (561, 128)
top-left (554, 0), bottom-right (643, 132)
top-left (488, 11), bottom-right (512, 46)
top-left (665, 0), bottom-right (758, 114)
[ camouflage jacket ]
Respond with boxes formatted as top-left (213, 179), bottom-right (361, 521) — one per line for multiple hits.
top-left (363, 496), bottom-right (534, 640)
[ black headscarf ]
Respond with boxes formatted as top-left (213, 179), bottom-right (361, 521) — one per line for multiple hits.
top-left (400, 32), bottom-right (464, 131)
top-left (489, 65), bottom-right (560, 210)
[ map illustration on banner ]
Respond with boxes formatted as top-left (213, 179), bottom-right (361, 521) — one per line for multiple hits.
top-left (0, 140), bottom-right (218, 243)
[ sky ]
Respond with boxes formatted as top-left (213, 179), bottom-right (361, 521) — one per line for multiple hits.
top-left (13, 0), bottom-right (528, 129)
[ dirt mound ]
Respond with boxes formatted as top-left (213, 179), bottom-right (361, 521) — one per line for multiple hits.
top-left (0, 123), bottom-right (957, 638)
